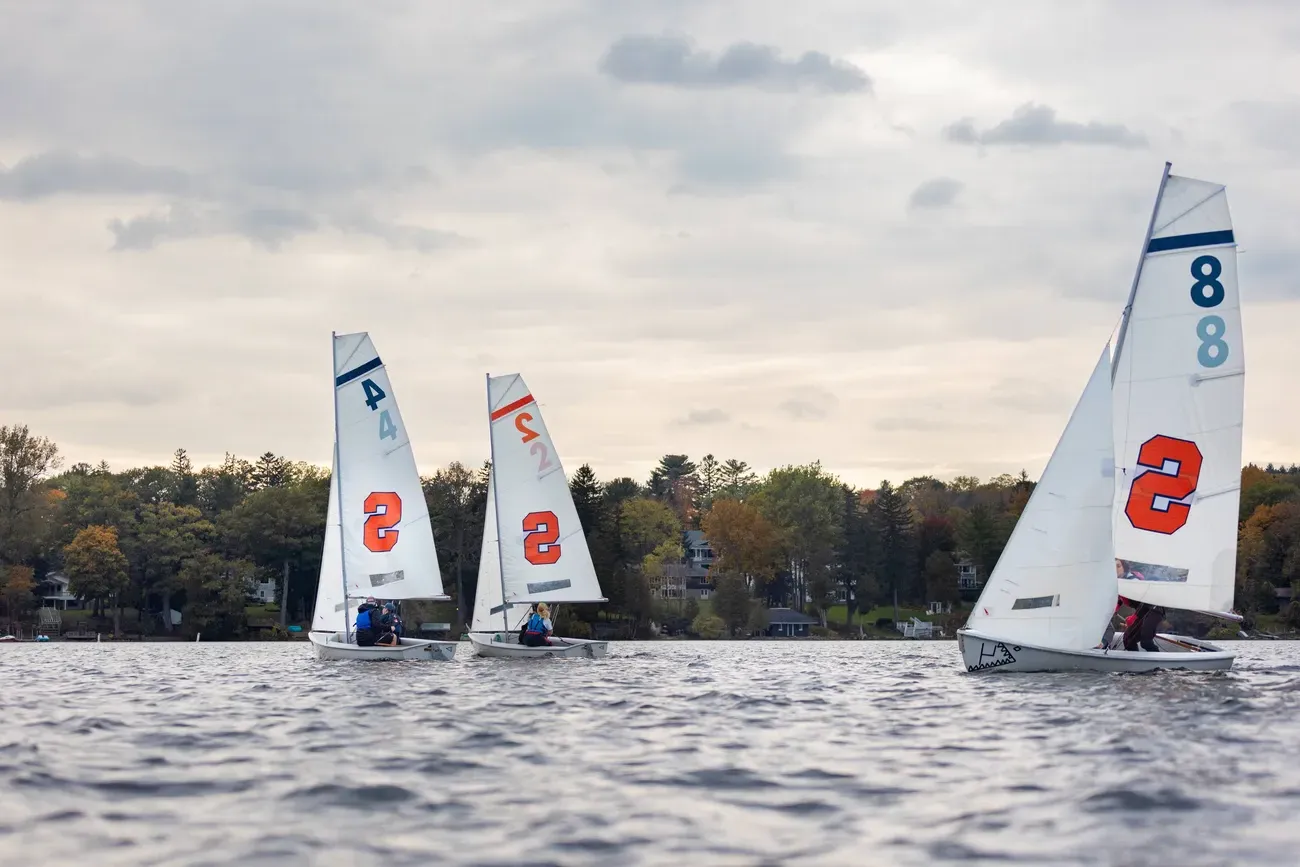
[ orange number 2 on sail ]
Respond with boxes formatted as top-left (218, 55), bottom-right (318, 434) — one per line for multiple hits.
top-left (364, 492), bottom-right (402, 552)
top-left (1123, 435), bottom-right (1203, 535)
top-left (523, 510), bottom-right (561, 565)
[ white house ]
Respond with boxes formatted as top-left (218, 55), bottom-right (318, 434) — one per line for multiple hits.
top-left (38, 573), bottom-right (83, 611)
top-left (248, 578), bottom-right (277, 604)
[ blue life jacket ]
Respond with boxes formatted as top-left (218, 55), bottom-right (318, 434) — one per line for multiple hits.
top-left (525, 613), bottom-right (545, 634)
top-left (355, 609), bottom-right (372, 631)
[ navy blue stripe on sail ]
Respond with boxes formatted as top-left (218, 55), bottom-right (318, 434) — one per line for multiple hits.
top-left (335, 356), bottom-right (382, 387)
top-left (1146, 230), bottom-right (1235, 254)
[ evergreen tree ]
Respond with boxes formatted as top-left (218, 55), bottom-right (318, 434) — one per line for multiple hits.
top-left (867, 480), bottom-right (916, 622)
top-left (169, 448), bottom-right (199, 507)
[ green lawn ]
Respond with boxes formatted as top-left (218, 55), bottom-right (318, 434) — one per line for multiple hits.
top-left (826, 604), bottom-right (934, 626)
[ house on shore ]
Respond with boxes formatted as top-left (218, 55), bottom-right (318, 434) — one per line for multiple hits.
top-left (766, 607), bottom-right (819, 638)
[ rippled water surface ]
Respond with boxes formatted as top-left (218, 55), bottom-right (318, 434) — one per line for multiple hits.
top-left (3, 640), bottom-right (1299, 866)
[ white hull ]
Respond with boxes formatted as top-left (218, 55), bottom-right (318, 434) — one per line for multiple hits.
top-left (309, 631), bottom-right (458, 661)
top-left (958, 628), bottom-right (1234, 673)
top-left (468, 631), bottom-right (608, 659)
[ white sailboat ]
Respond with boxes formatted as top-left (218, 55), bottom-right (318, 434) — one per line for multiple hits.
top-left (468, 373), bottom-right (609, 659)
top-left (1109, 162), bottom-right (1244, 664)
top-left (958, 344), bottom-right (1234, 672)
top-left (308, 331), bottom-right (458, 661)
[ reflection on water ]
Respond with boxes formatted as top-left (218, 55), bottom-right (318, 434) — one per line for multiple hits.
top-left (1, 641), bottom-right (1298, 866)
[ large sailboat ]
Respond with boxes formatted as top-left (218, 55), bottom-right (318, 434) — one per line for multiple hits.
top-left (308, 332), bottom-right (458, 661)
top-left (957, 343), bottom-right (1234, 673)
top-left (957, 162), bottom-right (1243, 673)
top-left (468, 373), bottom-right (609, 659)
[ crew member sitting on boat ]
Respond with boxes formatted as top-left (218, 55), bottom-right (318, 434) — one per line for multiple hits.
top-left (1122, 599), bottom-right (1165, 652)
top-left (521, 603), bottom-right (553, 647)
top-left (354, 597), bottom-right (381, 647)
top-left (374, 605), bottom-right (400, 646)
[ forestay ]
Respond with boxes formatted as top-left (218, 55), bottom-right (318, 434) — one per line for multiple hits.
top-left (1111, 171), bottom-right (1243, 614)
top-left (485, 373), bottom-right (605, 610)
top-left (312, 332), bottom-right (448, 633)
top-left (965, 345), bottom-right (1117, 651)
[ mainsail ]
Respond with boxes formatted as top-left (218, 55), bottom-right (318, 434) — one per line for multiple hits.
top-left (1111, 166), bottom-right (1244, 616)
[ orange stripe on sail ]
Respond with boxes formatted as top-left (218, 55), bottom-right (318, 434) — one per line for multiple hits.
top-left (490, 393), bottom-right (535, 421)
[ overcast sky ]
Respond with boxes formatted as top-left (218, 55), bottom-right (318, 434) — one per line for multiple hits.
top-left (3, 0), bottom-right (1298, 487)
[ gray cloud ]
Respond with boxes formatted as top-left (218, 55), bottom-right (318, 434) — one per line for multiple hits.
top-left (107, 204), bottom-right (467, 253)
top-left (987, 376), bottom-right (1075, 416)
top-left (908, 177), bottom-right (963, 209)
top-left (944, 103), bottom-right (1147, 148)
top-left (778, 388), bottom-right (840, 421)
top-left (0, 151), bottom-right (194, 200)
top-left (599, 34), bottom-right (870, 94)
top-left (873, 416), bottom-right (957, 433)
top-left (675, 408), bottom-right (731, 426)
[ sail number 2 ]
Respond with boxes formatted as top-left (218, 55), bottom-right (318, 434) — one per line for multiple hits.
top-left (514, 411), bottom-right (555, 474)
top-left (364, 492), bottom-right (402, 552)
top-left (1190, 255), bottom-right (1228, 369)
top-left (523, 510), bottom-right (561, 565)
top-left (361, 378), bottom-right (398, 441)
top-left (1123, 435), bottom-right (1203, 535)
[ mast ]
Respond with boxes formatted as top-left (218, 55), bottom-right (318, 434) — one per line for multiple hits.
top-left (486, 373), bottom-right (511, 631)
top-left (1112, 161), bottom-right (1172, 383)
top-left (332, 333), bottom-right (353, 645)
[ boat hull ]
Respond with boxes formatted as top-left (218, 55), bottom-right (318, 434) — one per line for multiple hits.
top-left (468, 631), bottom-right (608, 659)
top-left (309, 631), bottom-right (458, 661)
top-left (957, 628), bottom-right (1234, 673)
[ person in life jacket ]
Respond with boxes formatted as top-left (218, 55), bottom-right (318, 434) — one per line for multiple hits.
top-left (1121, 598), bottom-right (1165, 652)
top-left (373, 605), bottom-right (400, 646)
top-left (354, 597), bottom-right (381, 647)
top-left (521, 602), bottom-right (553, 647)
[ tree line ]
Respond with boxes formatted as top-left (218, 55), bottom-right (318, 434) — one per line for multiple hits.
top-left (2, 423), bottom-right (1298, 639)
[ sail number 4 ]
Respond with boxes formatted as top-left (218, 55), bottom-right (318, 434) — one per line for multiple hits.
top-left (1190, 255), bottom-right (1228, 369)
top-left (361, 378), bottom-right (398, 441)
top-left (523, 510), bottom-right (561, 565)
top-left (514, 411), bottom-right (555, 474)
top-left (1124, 435), bottom-right (1203, 535)
top-left (364, 491), bottom-right (402, 552)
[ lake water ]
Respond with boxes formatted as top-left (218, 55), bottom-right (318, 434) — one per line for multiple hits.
top-left (2, 640), bottom-right (1298, 866)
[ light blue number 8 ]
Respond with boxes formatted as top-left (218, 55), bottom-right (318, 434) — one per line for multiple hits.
top-left (1196, 315), bottom-right (1228, 368)
top-left (379, 410), bottom-right (397, 440)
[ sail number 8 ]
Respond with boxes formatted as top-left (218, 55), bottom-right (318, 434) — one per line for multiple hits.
top-left (1190, 255), bottom-right (1227, 369)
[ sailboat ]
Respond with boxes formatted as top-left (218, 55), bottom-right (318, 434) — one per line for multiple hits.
top-left (308, 332), bottom-right (458, 661)
top-left (467, 373), bottom-right (609, 659)
top-left (1108, 162), bottom-right (1244, 665)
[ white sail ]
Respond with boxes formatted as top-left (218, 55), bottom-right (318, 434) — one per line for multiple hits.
top-left (311, 457), bottom-right (363, 632)
top-left (325, 332), bottom-right (448, 616)
top-left (1111, 170), bottom-right (1243, 614)
top-left (965, 345), bottom-right (1118, 651)
top-left (485, 373), bottom-right (606, 608)
top-left (469, 475), bottom-right (532, 633)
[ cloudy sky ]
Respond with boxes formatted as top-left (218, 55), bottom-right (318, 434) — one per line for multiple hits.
top-left (3, 0), bottom-right (1298, 487)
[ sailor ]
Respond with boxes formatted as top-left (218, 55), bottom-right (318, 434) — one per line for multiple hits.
top-left (374, 605), bottom-right (400, 646)
top-left (354, 597), bottom-right (380, 647)
top-left (1122, 600), bottom-right (1165, 652)
top-left (521, 602), bottom-right (553, 647)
